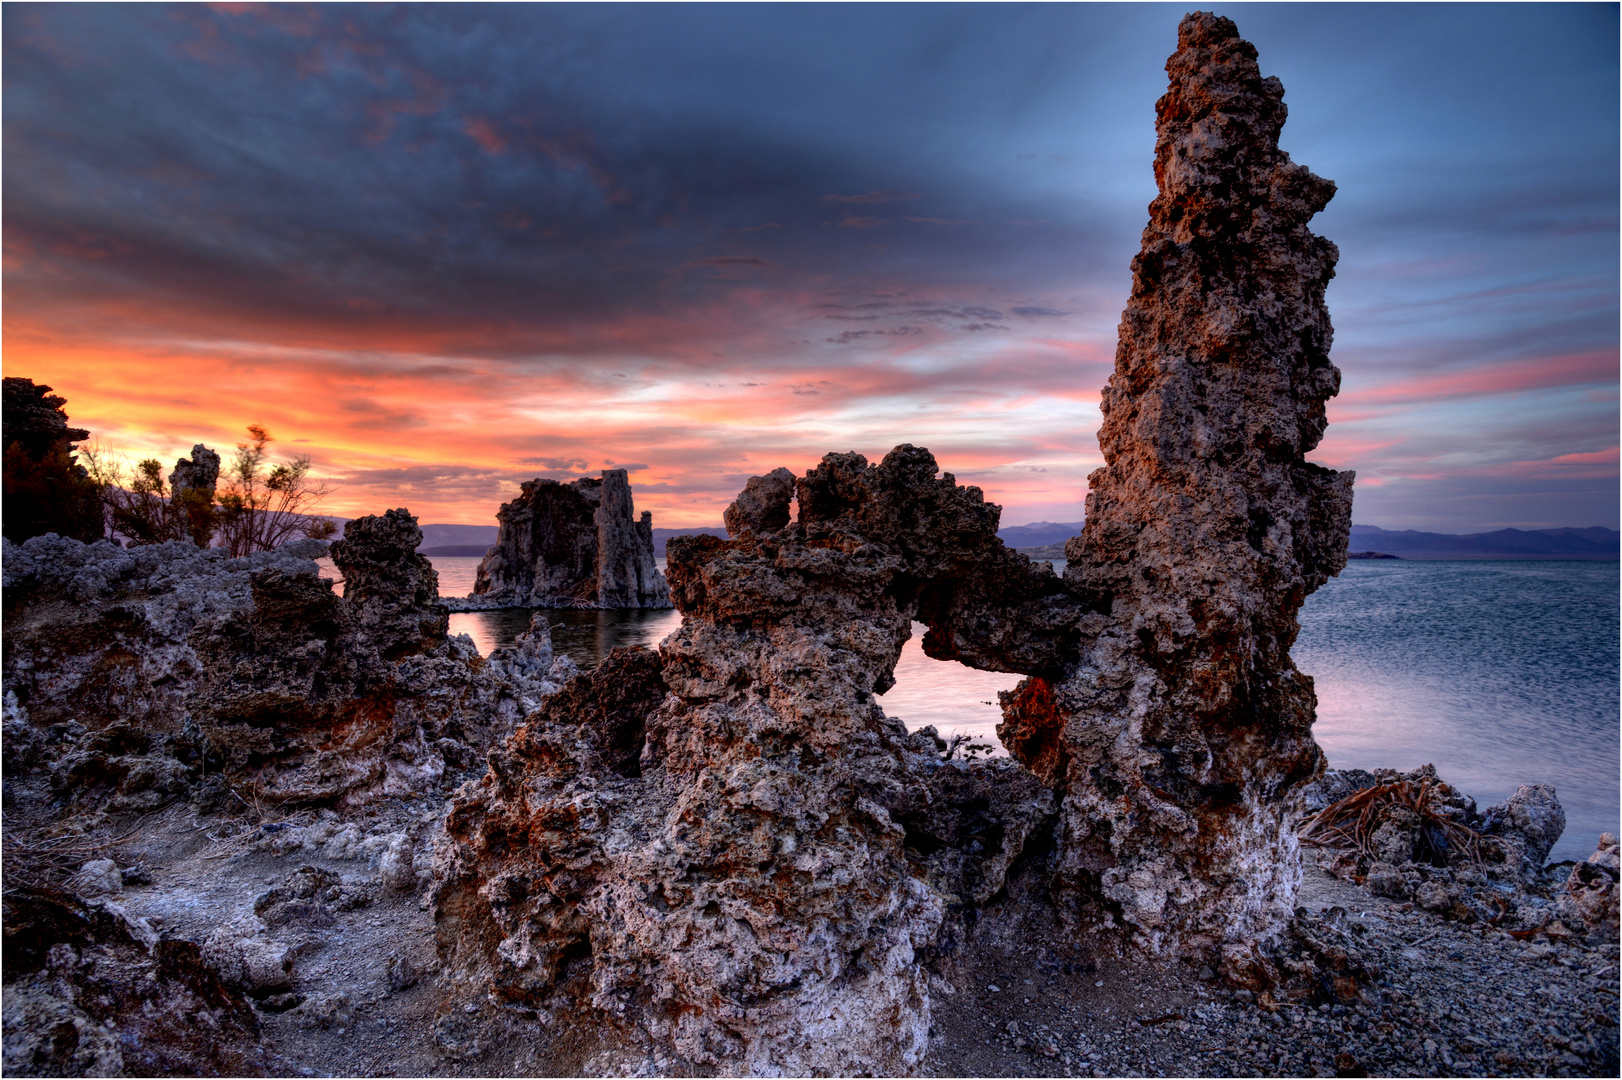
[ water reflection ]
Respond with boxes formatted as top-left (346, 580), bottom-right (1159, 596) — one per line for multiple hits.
top-left (449, 607), bottom-right (682, 668)
top-left (444, 608), bottom-right (1020, 756)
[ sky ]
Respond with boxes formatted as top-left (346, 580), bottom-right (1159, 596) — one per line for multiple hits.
top-left (4, 2), bottom-right (1617, 531)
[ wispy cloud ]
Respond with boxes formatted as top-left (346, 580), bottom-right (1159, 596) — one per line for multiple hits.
top-left (819, 190), bottom-right (919, 205)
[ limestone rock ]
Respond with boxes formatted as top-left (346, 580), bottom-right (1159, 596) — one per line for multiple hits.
top-left (3, 511), bottom-right (563, 808)
top-left (436, 445), bottom-right (1074, 1074)
top-left (1, 889), bottom-right (264, 1075)
top-left (1482, 784), bottom-right (1567, 875)
top-left (596, 470), bottom-right (670, 609)
top-left (471, 469), bottom-right (671, 608)
top-left (1016, 9), bottom-right (1353, 960)
top-left (168, 443), bottom-right (220, 504)
top-left (433, 14), bottom-right (1356, 1068)
top-left (1557, 833), bottom-right (1620, 943)
top-left (168, 444), bottom-right (221, 546)
top-left (329, 508), bottom-right (449, 660)
top-left (721, 467), bottom-right (796, 539)
top-left (1, 376), bottom-right (90, 456)
top-left (1, 377), bottom-right (104, 543)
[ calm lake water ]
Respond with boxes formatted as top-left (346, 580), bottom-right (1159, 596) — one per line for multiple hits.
top-left (1296, 559), bottom-right (1618, 862)
top-left (363, 555), bottom-right (1618, 862)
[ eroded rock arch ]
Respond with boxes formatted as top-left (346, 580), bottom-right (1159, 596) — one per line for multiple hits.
top-left (432, 12), bottom-right (1353, 1073)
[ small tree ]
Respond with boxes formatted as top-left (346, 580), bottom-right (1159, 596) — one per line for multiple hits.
top-left (82, 444), bottom-right (221, 547)
top-left (214, 425), bottom-right (336, 556)
top-left (83, 450), bottom-right (172, 545)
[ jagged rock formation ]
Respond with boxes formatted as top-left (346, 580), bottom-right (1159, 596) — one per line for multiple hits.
top-left (470, 469), bottom-right (670, 609)
top-left (1006, 9), bottom-right (1354, 973)
top-left (1, 890), bottom-right (266, 1075)
top-left (1559, 834), bottom-right (1621, 943)
top-left (168, 444), bottom-right (220, 502)
top-left (2, 510), bottom-right (567, 809)
top-left (1, 377), bottom-right (91, 459)
top-left (1, 377), bottom-right (102, 543)
top-left (168, 443), bottom-right (221, 547)
top-left (1298, 766), bottom-right (1577, 928)
top-left (433, 13), bottom-right (1353, 1071)
top-left (434, 446), bottom-right (1079, 1074)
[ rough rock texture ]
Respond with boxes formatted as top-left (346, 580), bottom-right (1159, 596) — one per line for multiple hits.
top-left (2, 377), bottom-right (91, 458)
top-left (471, 469), bottom-right (671, 609)
top-left (327, 508), bottom-right (450, 660)
top-left (435, 445), bottom-right (1080, 1074)
top-left (3, 511), bottom-right (564, 809)
top-left (1007, 10), bottom-right (1353, 968)
top-left (1, 377), bottom-right (104, 544)
top-left (1559, 833), bottom-right (1621, 943)
top-left (1, 889), bottom-right (266, 1076)
top-left (168, 443), bottom-right (221, 546)
top-left (431, 14), bottom-right (1355, 1071)
top-left (1298, 766), bottom-right (1580, 936)
top-left (168, 444), bottom-right (221, 505)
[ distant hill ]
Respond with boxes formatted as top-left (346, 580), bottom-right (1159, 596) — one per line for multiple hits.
top-left (651, 527), bottom-right (728, 555)
top-left (412, 519), bottom-right (1616, 562)
top-left (418, 523), bottom-right (498, 550)
top-left (996, 520), bottom-right (1085, 548)
top-left (1349, 525), bottom-right (1619, 560)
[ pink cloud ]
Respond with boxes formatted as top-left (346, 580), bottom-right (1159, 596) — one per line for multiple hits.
top-left (1343, 350), bottom-right (1617, 406)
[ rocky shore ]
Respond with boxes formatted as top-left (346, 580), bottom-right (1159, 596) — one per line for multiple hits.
top-left (3, 12), bottom-right (1616, 1078)
top-left (3, 755), bottom-right (1615, 1076)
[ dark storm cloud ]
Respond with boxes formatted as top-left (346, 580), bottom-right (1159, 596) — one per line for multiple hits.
top-left (3, 3), bottom-right (1117, 362)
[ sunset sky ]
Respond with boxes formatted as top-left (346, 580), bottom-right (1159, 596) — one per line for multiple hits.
top-left (5, 3), bottom-right (1617, 530)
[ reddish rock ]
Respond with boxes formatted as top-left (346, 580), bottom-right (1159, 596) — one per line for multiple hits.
top-left (1032, 9), bottom-right (1352, 962)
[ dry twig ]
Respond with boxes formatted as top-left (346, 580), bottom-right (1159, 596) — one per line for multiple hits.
top-left (1299, 778), bottom-right (1484, 867)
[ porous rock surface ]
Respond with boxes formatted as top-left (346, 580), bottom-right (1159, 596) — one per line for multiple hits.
top-left (435, 445), bottom-right (1075, 1074)
top-left (1559, 833), bottom-right (1621, 943)
top-left (168, 443), bottom-right (221, 505)
top-left (433, 12), bottom-right (1356, 1072)
top-left (1018, 9), bottom-right (1353, 972)
top-left (2, 890), bottom-right (267, 1076)
top-left (1297, 766), bottom-right (1602, 939)
top-left (2, 509), bottom-right (565, 809)
top-left (469, 468), bottom-right (670, 609)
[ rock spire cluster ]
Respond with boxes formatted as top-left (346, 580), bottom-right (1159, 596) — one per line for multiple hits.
top-left (2, 510), bottom-right (566, 809)
top-left (432, 12), bottom-right (1355, 1070)
top-left (471, 469), bottom-right (671, 608)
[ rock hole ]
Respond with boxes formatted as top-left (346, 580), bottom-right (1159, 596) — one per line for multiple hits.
top-left (880, 622), bottom-right (1022, 758)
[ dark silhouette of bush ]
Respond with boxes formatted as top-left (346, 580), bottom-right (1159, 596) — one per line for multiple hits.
top-left (214, 425), bottom-right (335, 555)
top-left (2, 378), bottom-right (103, 543)
top-left (85, 444), bottom-right (221, 547)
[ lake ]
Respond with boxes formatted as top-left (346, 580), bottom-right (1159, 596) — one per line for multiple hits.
top-left (379, 555), bottom-right (1619, 862)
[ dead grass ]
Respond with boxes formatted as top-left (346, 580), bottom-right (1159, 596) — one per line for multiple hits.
top-left (1, 806), bottom-right (168, 893)
top-left (1299, 777), bottom-right (1484, 866)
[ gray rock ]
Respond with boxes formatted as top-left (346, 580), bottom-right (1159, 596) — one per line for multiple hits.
top-left (1485, 784), bottom-right (1566, 873)
top-left (471, 470), bottom-right (670, 608)
top-left (1366, 863), bottom-right (1410, 900)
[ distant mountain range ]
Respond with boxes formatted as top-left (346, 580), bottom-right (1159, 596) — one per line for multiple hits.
top-left (412, 520), bottom-right (1618, 560)
top-left (417, 524), bottom-right (730, 558)
top-left (1348, 524), bottom-right (1618, 560)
